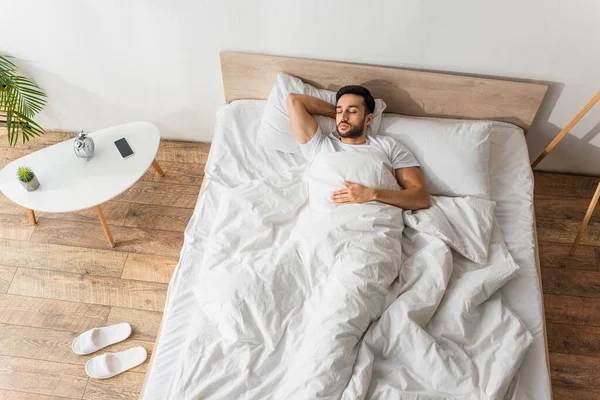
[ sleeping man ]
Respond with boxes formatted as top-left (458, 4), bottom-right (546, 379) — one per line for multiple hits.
top-left (286, 85), bottom-right (431, 210)
top-left (268, 86), bottom-right (433, 398)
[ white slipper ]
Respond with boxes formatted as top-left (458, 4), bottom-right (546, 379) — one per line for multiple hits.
top-left (72, 322), bottom-right (132, 355)
top-left (85, 346), bottom-right (147, 379)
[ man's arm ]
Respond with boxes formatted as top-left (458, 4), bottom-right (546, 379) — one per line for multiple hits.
top-left (330, 167), bottom-right (430, 210)
top-left (373, 167), bottom-right (430, 210)
top-left (286, 94), bottom-right (336, 144)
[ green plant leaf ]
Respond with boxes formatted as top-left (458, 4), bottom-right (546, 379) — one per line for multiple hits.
top-left (0, 56), bottom-right (17, 76)
top-left (0, 54), bottom-right (47, 146)
top-left (16, 165), bottom-right (34, 182)
top-left (5, 93), bottom-right (19, 146)
top-left (13, 76), bottom-right (47, 118)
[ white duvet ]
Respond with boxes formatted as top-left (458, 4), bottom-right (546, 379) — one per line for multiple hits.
top-left (167, 151), bottom-right (533, 400)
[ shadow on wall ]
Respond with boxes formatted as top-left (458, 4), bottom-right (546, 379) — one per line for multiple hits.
top-left (15, 60), bottom-right (205, 141)
top-left (15, 61), bottom-right (137, 133)
top-left (528, 81), bottom-right (600, 175)
top-left (363, 79), bottom-right (428, 116)
top-left (321, 79), bottom-right (427, 117)
top-left (153, 107), bottom-right (205, 141)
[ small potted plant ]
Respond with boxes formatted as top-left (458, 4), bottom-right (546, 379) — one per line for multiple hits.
top-left (17, 166), bottom-right (40, 191)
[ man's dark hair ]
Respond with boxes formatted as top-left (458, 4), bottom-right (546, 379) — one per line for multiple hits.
top-left (335, 85), bottom-right (375, 115)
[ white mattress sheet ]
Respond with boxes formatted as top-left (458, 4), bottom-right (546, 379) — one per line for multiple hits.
top-left (142, 100), bottom-right (551, 399)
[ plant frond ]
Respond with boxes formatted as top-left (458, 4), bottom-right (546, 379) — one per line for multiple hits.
top-left (0, 54), bottom-right (47, 146)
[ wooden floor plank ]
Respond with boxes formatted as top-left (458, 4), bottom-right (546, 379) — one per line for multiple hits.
top-left (0, 355), bottom-right (88, 398)
top-left (0, 324), bottom-right (153, 373)
top-left (0, 389), bottom-right (78, 399)
top-left (550, 352), bottom-right (600, 389)
top-left (593, 248), bottom-right (600, 268)
top-left (0, 239), bottom-right (127, 278)
top-left (142, 161), bottom-right (205, 185)
top-left (0, 265), bottom-right (16, 294)
top-left (83, 371), bottom-right (145, 400)
top-left (124, 204), bottom-right (193, 232)
top-left (544, 294), bottom-right (600, 327)
top-left (29, 218), bottom-right (184, 258)
top-left (0, 323), bottom-right (75, 364)
top-left (121, 253), bottom-right (178, 284)
top-left (114, 180), bottom-right (200, 209)
top-left (155, 141), bottom-right (211, 164)
top-left (535, 194), bottom-right (600, 223)
top-left (0, 147), bottom-right (35, 161)
top-left (542, 268), bottom-right (600, 298)
top-left (138, 169), bottom-right (156, 183)
top-left (106, 307), bottom-right (163, 342)
top-left (37, 201), bottom-right (131, 226)
top-left (536, 217), bottom-right (600, 247)
top-left (538, 241), bottom-right (598, 271)
top-left (0, 215), bottom-right (34, 241)
top-left (547, 322), bottom-right (600, 357)
top-left (534, 172), bottom-right (600, 199)
top-left (8, 268), bottom-right (168, 312)
top-left (0, 157), bottom-right (13, 168)
top-left (0, 195), bottom-right (28, 216)
top-left (2, 196), bottom-right (114, 227)
top-left (0, 294), bottom-right (110, 332)
top-left (0, 129), bottom-right (75, 150)
top-left (552, 386), bottom-right (600, 400)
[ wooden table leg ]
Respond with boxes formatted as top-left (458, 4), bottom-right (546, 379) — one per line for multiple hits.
top-left (26, 208), bottom-right (37, 225)
top-left (570, 181), bottom-right (600, 255)
top-left (151, 159), bottom-right (165, 177)
top-left (96, 205), bottom-right (116, 248)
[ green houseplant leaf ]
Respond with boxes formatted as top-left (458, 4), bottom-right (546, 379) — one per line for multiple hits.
top-left (0, 55), bottom-right (48, 146)
top-left (16, 165), bottom-right (35, 183)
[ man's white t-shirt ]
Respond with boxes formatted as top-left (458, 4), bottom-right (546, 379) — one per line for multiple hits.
top-left (299, 128), bottom-right (420, 173)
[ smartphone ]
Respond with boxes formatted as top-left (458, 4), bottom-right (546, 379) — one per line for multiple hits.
top-left (114, 138), bottom-right (134, 159)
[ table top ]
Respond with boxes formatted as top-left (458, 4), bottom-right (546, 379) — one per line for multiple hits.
top-left (0, 121), bottom-right (160, 213)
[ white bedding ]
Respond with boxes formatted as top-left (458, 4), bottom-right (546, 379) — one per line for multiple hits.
top-left (142, 101), bottom-right (551, 400)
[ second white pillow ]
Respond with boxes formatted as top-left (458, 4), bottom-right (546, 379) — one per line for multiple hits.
top-left (378, 116), bottom-right (492, 199)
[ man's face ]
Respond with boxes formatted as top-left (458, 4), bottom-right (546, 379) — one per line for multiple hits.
top-left (336, 94), bottom-right (372, 139)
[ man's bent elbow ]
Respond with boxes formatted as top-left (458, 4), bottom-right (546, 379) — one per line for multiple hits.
top-left (286, 93), bottom-right (299, 108)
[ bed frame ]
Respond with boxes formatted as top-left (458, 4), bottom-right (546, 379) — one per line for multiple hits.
top-left (140, 51), bottom-right (549, 398)
top-left (220, 51), bottom-right (547, 130)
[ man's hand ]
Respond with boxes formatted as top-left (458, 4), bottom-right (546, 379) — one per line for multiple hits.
top-left (331, 181), bottom-right (375, 205)
top-left (330, 168), bottom-right (431, 210)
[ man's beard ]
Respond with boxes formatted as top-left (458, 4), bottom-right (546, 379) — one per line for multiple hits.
top-left (337, 118), bottom-right (365, 139)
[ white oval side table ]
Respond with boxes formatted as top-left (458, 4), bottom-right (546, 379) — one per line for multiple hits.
top-left (0, 121), bottom-right (165, 248)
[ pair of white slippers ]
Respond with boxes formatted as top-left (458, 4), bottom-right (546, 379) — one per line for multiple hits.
top-left (72, 322), bottom-right (147, 379)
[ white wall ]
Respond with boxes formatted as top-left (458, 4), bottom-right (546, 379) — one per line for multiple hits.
top-left (2, 0), bottom-right (599, 174)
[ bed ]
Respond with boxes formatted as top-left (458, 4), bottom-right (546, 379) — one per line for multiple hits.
top-left (140, 52), bottom-right (550, 399)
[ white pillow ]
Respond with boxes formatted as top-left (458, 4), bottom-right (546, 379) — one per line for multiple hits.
top-left (257, 73), bottom-right (387, 155)
top-left (378, 115), bottom-right (492, 199)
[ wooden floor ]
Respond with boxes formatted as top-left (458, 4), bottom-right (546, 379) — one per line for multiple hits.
top-left (1, 131), bottom-right (600, 399)
top-left (535, 173), bottom-right (600, 399)
top-left (0, 130), bottom-right (210, 399)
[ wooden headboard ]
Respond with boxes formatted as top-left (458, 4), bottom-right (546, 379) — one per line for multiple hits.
top-left (220, 51), bottom-right (547, 131)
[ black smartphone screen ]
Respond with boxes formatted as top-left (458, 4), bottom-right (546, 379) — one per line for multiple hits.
top-left (114, 138), bottom-right (134, 158)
